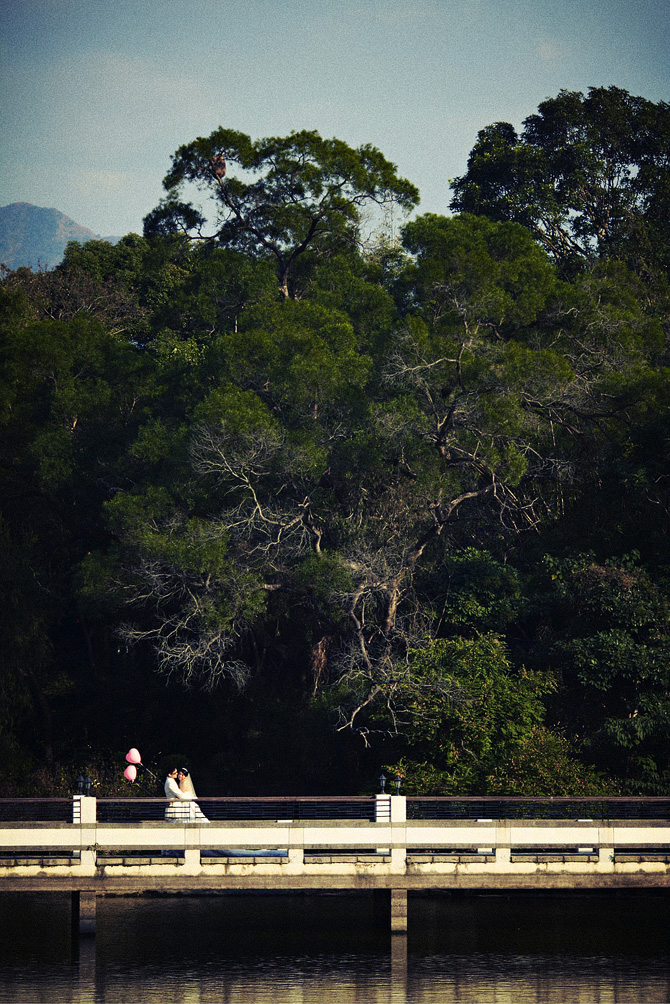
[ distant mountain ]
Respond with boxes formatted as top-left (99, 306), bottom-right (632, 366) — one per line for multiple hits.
top-left (0, 202), bottom-right (119, 271)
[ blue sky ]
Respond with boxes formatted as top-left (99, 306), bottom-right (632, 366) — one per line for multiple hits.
top-left (1, 0), bottom-right (668, 237)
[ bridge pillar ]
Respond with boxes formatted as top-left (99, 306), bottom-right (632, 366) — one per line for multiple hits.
top-left (391, 889), bottom-right (408, 933)
top-left (72, 795), bottom-right (97, 825)
top-left (71, 891), bottom-right (97, 936)
top-left (495, 824), bottom-right (511, 871)
top-left (390, 796), bottom-right (406, 822)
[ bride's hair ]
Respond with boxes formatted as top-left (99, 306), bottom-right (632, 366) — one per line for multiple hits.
top-left (178, 766), bottom-right (196, 797)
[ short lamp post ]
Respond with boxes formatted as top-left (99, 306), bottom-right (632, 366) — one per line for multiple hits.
top-left (379, 773), bottom-right (387, 794)
top-left (77, 775), bottom-right (92, 796)
top-left (394, 774), bottom-right (402, 796)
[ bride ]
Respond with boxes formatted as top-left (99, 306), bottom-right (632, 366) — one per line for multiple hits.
top-left (177, 767), bottom-right (209, 821)
top-left (163, 766), bottom-right (209, 822)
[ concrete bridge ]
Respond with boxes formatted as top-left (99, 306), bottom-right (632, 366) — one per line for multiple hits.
top-left (2, 795), bottom-right (669, 934)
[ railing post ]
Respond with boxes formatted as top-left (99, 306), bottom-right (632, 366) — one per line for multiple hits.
top-left (390, 796), bottom-right (407, 873)
top-left (390, 795), bottom-right (406, 823)
top-left (73, 795), bottom-right (97, 825)
top-left (74, 796), bottom-right (97, 875)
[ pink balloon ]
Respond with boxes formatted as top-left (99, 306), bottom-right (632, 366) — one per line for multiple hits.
top-left (125, 748), bottom-right (142, 764)
top-left (124, 764), bottom-right (137, 782)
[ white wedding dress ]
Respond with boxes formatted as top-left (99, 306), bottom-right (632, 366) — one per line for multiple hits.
top-left (164, 774), bottom-right (209, 822)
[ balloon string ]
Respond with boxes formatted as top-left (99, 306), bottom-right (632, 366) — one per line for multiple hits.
top-left (124, 778), bottom-right (155, 795)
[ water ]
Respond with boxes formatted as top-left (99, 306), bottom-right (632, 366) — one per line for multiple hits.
top-left (1, 891), bottom-right (669, 1002)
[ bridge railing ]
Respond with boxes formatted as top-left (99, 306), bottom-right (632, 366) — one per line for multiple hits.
top-left (0, 799), bottom-right (74, 822)
top-left (406, 797), bottom-right (670, 820)
top-left (96, 796), bottom-right (377, 823)
top-left (0, 795), bottom-right (669, 824)
top-left (1, 816), bottom-right (670, 864)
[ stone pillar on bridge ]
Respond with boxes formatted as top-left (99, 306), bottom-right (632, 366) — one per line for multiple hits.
top-left (390, 795), bottom-right (406, 823)
top-left (72, 795), bottom-right (97, 825)
top-left (74, 795), bottom-right (98, 877)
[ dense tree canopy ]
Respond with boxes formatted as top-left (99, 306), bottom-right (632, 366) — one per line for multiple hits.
top-left (2, 106), bottom-right (670, 796)
top-left (450, 87), bottom-right (670, 279)
top-left (144, 128), bottom-right (419, 299)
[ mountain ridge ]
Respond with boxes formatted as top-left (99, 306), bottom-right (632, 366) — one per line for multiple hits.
top-left (0, 202), bottom-right (120, 270)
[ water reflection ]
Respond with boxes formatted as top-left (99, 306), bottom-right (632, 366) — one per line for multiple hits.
top-left (1, 891), bottom-right (669, 1003)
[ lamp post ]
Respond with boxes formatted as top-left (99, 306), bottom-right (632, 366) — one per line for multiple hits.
top-left (379, 773), bottom-right (387, 794)
top-left (76, 776), bottom-right (85, 796)
top-left (394, 774), bottom-right (402, 796)
top-left (83, 776), bottom-right (92, 797)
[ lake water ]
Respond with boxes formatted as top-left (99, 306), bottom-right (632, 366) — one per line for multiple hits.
top-left (1, 890), bottom-right (669, 1002)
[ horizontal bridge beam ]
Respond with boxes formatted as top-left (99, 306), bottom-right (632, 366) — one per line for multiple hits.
top-left (1, 816), bottom-right (670, 891)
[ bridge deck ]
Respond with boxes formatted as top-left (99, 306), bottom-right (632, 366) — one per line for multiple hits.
top-left (3, 796), bottom-right (669, 933)
top-left (1, 796), bottom-right (669, 891)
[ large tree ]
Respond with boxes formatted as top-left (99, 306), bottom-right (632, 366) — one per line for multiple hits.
top-left (144, 128), bottom-right (419, 299)
top-left (449, 87), bottom-right (670, 274)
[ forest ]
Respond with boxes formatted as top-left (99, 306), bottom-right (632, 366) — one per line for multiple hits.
top-left (2, 85), bottom-right (670, 798)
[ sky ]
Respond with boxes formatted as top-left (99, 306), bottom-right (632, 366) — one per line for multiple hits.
top-left (1, 0), bottom-right (669, 238)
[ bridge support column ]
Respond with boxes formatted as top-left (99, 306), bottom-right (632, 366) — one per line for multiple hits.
top-left (391, 889), bottom-right (408, 933)
top-left (71, 891), bottom-right (97, 936)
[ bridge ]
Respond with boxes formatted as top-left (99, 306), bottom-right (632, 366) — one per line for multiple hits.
top-left (2, 795), bottom-right (669, 934)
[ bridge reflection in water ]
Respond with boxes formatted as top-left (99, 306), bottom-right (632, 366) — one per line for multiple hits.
top-left (2, 888), bottom-right (670, 1003)
top-left (1, 794), bottom-right (669, 943)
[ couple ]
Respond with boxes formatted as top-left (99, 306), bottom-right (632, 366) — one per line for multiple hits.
top-left (164, 766), bottom-right (209, 822)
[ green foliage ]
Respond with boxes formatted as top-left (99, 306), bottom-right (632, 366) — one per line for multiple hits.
top-left (450, 86), bottom-right (670, 277)
top-left (400, 212), bottom-right (557, 332)
top-left (435, 549), bottom-right (523, 633)
top-left (527, 555), bottom-right (670, 791)
top-left (291, 552), bottom-right (353, 609)
top-left (384, 635), bottom-right (553, 793)
top-left (231, 299), bottom-right (372, 426)
top-left (3, 111), bottom-right (670, 796)
top-left (145, 127), bottom-right (419, 298)
top-left (485, 727), bottom-right (618, 796)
